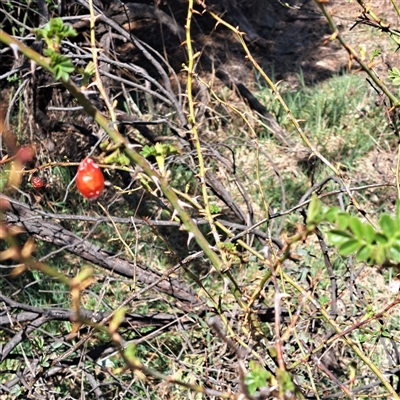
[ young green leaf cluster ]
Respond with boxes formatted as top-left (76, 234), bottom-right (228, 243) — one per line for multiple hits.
top-left (141, 143), bottom-right (180, 175)
top-left (244, 361), bottom-right (271, 395)
top-left (33, 18), bottom-right (77, 81)
top-left (308, 195), bottom-right (400, 266)
top-left (388, 67), bottom-right (400, 86)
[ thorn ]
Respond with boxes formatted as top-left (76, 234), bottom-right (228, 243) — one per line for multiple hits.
top-left (187, 232), bottom-right (195, 247)
top-left (9, 43), bottom-right (20, 59)
top-left (260, 246), bottom-right (270, 257)
top-left (151, 176), bottom-right (161, 193)
top-left (127, 144), bottom-right (143, 150)
top-left (171, 208), bottom-right (178, 221)
top-left (177, 199), bottom-right (193, 210)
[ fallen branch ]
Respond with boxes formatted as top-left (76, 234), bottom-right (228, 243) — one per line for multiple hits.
top-left (2, 195), bottom-right (202, 311)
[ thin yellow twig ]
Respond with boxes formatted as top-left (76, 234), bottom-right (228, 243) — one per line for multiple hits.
top-left (88, 0), bottom-right (116, 122)
top-left (185, 1), bottom-right (224, 254)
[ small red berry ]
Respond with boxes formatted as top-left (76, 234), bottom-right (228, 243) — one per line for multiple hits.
top-left (76, 158), bottom-right (104, 200)
top-left (31, 176), bottom-right (45, 189)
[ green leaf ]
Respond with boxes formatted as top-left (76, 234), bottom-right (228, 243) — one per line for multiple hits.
top-left (339, 239), bottom-right (361, 256)
top-left (154, 142), bottom-right (165, 156)
top-left (244, 361), bottom-right (271, 395)
top-left (57, 20), bottom-right (77, 39)
top-left (389, 67), bottom-right (400, 86)
top-left (328, 229), bottom-right (353, 246)
top-left (381, 328), bottom-right (391, 338)
top-left (34, 336), bottom-right (44, 350)
top-left (370, 48), bottom-right (381, 62)
top-left (337, 212), bottom-right (350, 230)
top-left (49, 53), bottom-right (75, 81)
top-left (349, 216), bottom-right (364, 240)
top-left (141, 145), bottom-right (156, 158)
top-left (390, 244), bottom-right (400, 262)
top-left (221, 242), bottom-right (236, 251)
top-left (81, 61), bottom-right (96, 86)
top-left (140, 143), bottom-right (179, 159)
top-left (379, 214), bottom-right (396, 237)
top-left (34, 18), bottom-right (77, 51)
top-left (307, 193), bottom-right (322, 225)
top-left (356, 245), bottom-right (373, 261)
top-left (319, 294), bottom-right (330, 306)
top-left (364, 224), bottom-right (376, 244)
top-left (375, 233), bottom-right (389, 244)
top-left (43, 48), bottom-right (53, 57)
top-left (324, 206), bottom-right (340, 223)
top-left (166, 144), bottom-right (180, 155)
top-left (357, 334), bottom-right (367, 343)
top-left (118, 154), bottom-right (131, 166)
top-left (9, 385), bottom-right (22, 396)
top-left (210, 203), bottom-right (221, 214)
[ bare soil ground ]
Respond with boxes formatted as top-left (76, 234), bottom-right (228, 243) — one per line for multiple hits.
top-left (187, 0), bottom-right (399, 89)
top-left (236, 0), bottom-right (400, 86)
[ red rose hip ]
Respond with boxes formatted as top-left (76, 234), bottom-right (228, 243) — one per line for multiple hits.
top-left (31, 176), bottom-right (45, 189)
top-left (76, 158), bottom-right (104, 200)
